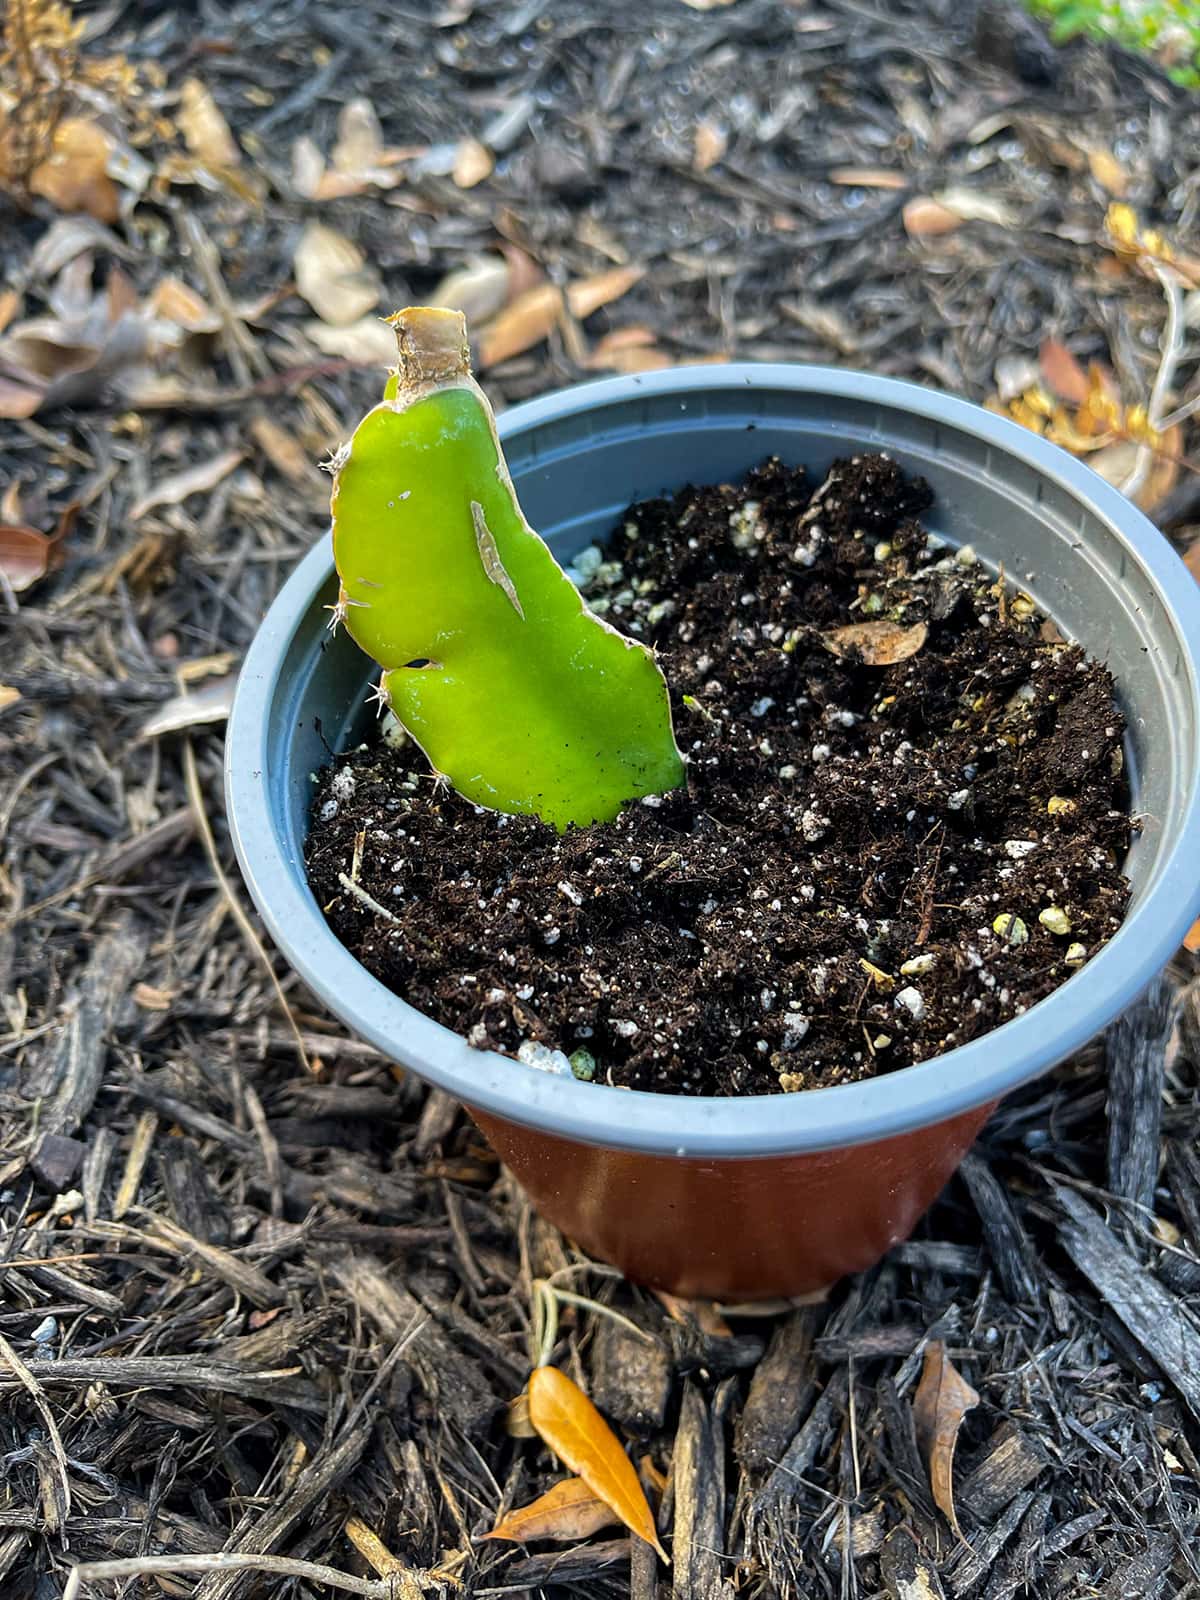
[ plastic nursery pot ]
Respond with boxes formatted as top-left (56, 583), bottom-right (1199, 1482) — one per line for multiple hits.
top-left (227, 365), bottom-right (1200, 1302)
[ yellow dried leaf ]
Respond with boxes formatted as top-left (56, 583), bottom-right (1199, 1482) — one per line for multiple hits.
top-left (823, 620), bottom-right (928, 666)
top-left (527, 1365), bottom-right (668, 1561)
top-left (912, 1341), bottom-right (979, 1536)
top-left (566, 265), bottom-right (644, 321)
top-left (482, 1477), bottom-right (619, 1544)
top-left (477, 283), bottom-right (563, 368)
top-left (1185, 919), bottom-right (1200, 954)
top-left (178, 78), bottom-right (241, 169)
top-left (0, 686), bottom-right (21, 713)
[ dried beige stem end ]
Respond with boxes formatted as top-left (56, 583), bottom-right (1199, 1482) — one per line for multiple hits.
top-left (386, 305), bottom-right (470, 393)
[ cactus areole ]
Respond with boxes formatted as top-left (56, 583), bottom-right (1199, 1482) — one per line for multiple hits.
top-left (328, 307), bottom-right (686, 831)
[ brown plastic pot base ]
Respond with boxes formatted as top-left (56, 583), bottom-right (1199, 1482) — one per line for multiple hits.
top-left (470, 1100), bottom-right (996, 1301)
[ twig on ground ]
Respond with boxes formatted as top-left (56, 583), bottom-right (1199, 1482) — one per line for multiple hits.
top-left (1123, 262), bottom-right (1186, 503)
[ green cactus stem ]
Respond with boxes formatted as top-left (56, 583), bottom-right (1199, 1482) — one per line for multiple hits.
top-left (328, 306), bottom-right (685, 831)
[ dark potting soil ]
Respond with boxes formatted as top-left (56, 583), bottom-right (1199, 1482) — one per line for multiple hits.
top-left (305, 454), bottom-right (1132, 1098)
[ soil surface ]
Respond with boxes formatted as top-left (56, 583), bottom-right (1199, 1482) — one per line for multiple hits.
top-left (307, 452), bottom-right (1132, 1096)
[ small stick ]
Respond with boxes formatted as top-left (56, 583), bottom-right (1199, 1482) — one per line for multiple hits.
top-left (337, 871), bottom-right (404, 927)
top-left (0, 1333), bottom-right (71, 1531)
top-left (1123, 262), bottom-right (1186, 504)
top-left (61, 1552), bottom-right (419, 1599)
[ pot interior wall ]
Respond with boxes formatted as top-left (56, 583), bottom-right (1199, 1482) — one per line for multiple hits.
top-left (276, 381), bottom-right (1193, 920)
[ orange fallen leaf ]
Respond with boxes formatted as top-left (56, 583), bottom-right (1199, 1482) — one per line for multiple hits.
top-left (1184, 920), bottom-right (1200, 954)
top-left (652, 1290), bottom-right (732, 1338)
top-left (527, 1365), bottom-right (668, 1561)
top-left (566, 265), bottom-right (644, 322)
top-left (483, 1476), bottom-right (619, 1544)
top-left (912, 1340), bottom-right (979, 1536)
top-left (29, 119), bottom-right (120, 224)
top-left (1038, 338), bottom-right (1090, 406)
top-left (477, 283), bottom-right (563, 368)
top-left (823, 620), bottom-right (928, 666)
top-left (0, 686), bottom-right (21, 713)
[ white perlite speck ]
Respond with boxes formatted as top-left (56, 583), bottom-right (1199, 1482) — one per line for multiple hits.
top-left (1004, 839), bottom-right (1039, 859)
top-left (331, 768), bottom-right (356, 800)
top-left (517, 1040), bottom-right (571, 1075)
top-left (800, 808), bottom-right (829, 843)
top-left (612, 1018), bottom-right (639, 1038)
top-left (894, 986), bottom-right (926, 1021)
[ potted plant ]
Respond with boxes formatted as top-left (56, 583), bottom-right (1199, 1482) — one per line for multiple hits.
top-left (226, 309), bottom-right (1200, 1301)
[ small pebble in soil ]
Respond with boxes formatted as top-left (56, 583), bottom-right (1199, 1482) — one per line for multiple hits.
top-left (306, 454), bottom-right (1132, 1098)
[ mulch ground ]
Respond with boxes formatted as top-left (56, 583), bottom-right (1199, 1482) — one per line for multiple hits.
top-left (2, 2), bottom-right (1200, 1597)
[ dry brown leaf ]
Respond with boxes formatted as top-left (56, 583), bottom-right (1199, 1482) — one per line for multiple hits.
top-left (912, 1340), bottom-right (979, 1535)
top-left (830, 166), bottom-right (909, 190)
top-left (527, 1365), bottom-right (668, 1561)
top-left (1087, 146), bottom-right (1127, 198)
top-left (178, 78), bottom-right (241, 169)
top-left (1038, 337), bottom-right (1089, 405)
top-left (0, 289), bottom-right (21, 337)
top-left (505, 1391), bottom-right (536, 1438)
top-left (477, 283), bottom-right (563, 368)
top-left (0, 686), bottom-right (21, 714)
top-left (652, 1290), bottom-right (732, 1338)
top-left (146, 277), bottom-right (220, 334)
top-left (331, 98), bottom-right (384, 177)
top-left (29, 119), bottom-right (120, 224)
top-left (823, 620), bottom-right (928, 666)
top-left (1184, 920), bottom-right (1200, 954)
top-left (250, 416), bottom-right (320, 486)
top-left (139, 675), bottom-right (237, 739)
top-left (482, 1477), bottom-right (619, 1544)
top-left (452, 138), bottom-right (493, 189)
top-left (934, 187), bottom-right (1014, 227)
top-left (0, 377), bottom-right (45, 419)
top-left (902, 197), bottom-right (962, 238)
top-left (432, 257), bottom-right (512, 325)
top-left (294, 223), bottom-right (381, 326)
top-left (0, 501), bottom-right (77, 593)
top-left (130, 449), bottom-right (244, 522)
top-left (567, 265), bottom-right (644, 321)
top-left (291, 136), bottom-right (327, 199)
top-left (693, 119), bottom-right (727, 173)
top-left (303, 316), bottom-right (396, 365)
